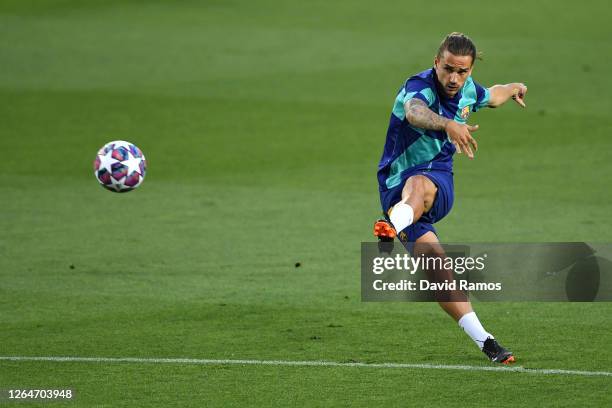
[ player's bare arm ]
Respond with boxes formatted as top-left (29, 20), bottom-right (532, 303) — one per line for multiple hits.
top-left (488, 83), bottom-right (528, 108)
top-left (404, 98), bottom-right (449, 130)
top-left (405, 98), bottom-right (479, 159)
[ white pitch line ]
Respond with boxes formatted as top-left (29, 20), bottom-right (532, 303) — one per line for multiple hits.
top-left (0, 356), bottom-right (611, 378)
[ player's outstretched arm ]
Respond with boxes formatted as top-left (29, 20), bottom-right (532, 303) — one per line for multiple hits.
top-left (488, 83), bottom-right (528, 108)
top-left (405, 98), bottom-right (479, 159)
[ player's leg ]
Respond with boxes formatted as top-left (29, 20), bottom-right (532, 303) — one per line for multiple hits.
top-left (376, 171), bottom-right (514, 363)
top-left (413, 230), bottom-right (473, 319)
top-left (388, 175), bottom-right (437, 233)
top-left (414, 230), bottom-right (515, 364)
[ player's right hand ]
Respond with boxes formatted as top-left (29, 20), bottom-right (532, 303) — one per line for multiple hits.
top-left (445, 121), bottom-right (479, 159)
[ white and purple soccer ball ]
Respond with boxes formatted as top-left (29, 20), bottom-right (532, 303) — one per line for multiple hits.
top-left (93, 140), bottom-right (147, 193)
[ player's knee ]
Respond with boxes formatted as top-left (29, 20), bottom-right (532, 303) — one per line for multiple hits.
top-left (414, 237), bottom-right (445, 259)
top-left (418, 245), bottom-right (445, 260)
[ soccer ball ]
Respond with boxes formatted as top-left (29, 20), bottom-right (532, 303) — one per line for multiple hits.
top-left (93, 140), bottom-right (147, 193)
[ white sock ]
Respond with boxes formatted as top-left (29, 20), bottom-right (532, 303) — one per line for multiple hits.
top-left (457, 312), bottom-right (493, 350)
top-left (389, 202), bottom-right (414, 232)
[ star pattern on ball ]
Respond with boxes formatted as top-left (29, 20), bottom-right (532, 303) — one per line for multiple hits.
top-left (122, 151), bottom-right (143, 176)
top-left (98, 149), bottom-right (118, 174)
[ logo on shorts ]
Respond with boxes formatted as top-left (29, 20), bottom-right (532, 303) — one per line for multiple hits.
top-left (461, 105), bottom-right (470, 120)
top-left (399, 231), bottom-right (408, 242)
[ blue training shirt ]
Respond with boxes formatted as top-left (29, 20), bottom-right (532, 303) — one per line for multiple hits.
top-left (377, 68), bottom-right (490, 191)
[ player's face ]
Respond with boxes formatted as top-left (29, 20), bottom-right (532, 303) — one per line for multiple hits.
top-left (434, 51), bottom-right (473, 98)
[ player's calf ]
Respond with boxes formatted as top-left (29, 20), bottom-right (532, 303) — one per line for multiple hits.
top-left (388, 175), bottom-right (436, 232)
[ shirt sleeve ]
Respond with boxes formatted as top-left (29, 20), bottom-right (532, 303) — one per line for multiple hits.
top-left (401, 77), bottom-right (436, 108)
top-left (472, 80), bottom-right (490, 111)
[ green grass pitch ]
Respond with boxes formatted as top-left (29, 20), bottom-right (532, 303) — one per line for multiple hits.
top-left (1, 0), bottom-right (612, 406)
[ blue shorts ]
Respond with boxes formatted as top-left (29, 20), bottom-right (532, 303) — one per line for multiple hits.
top-left (380, 169), bottom-right (454, 242)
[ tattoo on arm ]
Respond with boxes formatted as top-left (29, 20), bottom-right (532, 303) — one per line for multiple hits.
top-left (404, 99), bottom-right (450, 131)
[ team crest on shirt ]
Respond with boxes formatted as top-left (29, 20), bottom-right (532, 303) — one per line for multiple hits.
top-left (460, 105), bottom-right (471, 120)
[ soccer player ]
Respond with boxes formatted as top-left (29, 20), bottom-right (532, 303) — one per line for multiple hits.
top-left (374, 32), bottom-right (527, 364)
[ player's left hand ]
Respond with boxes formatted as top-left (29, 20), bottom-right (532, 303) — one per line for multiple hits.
top-left (512, 83), bottom-right (528, 107)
